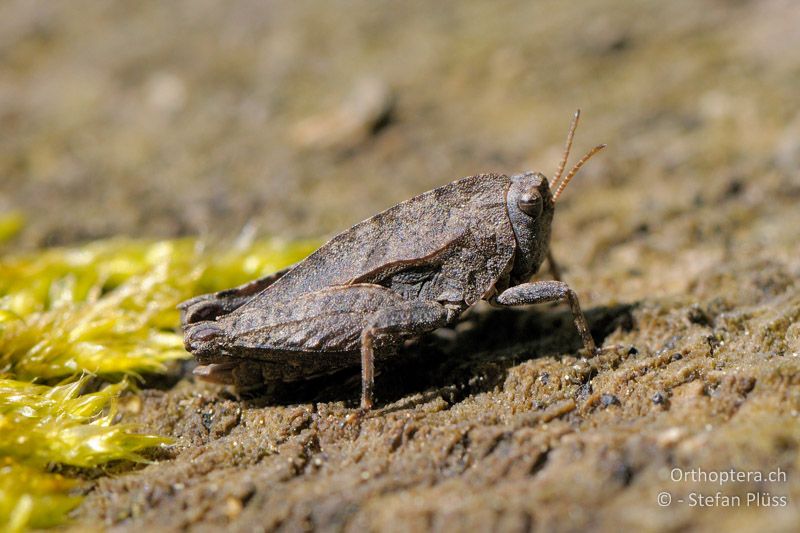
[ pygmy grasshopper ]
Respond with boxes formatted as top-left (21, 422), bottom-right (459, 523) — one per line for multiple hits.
top-left (181, 111), bottom-right (606, 410)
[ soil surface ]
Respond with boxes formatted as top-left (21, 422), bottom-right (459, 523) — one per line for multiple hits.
top-left (3, 0), bottom-right (800, 531)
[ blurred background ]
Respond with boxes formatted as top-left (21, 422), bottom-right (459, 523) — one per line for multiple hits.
top-left (2, 0), bottom-right (798, 250)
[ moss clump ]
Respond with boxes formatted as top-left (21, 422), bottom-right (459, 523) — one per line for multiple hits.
top-left (0, 378), bottom-right (170, 468)
top-left (0, 213), bottom-right (24, 247)
top-left (0, 235), bottom-right (316, 531)
top-left (0, 238), bottom-right (317, 378)
top-left (0, 461), bottom-right (79, 531)
top-left (0, 378), bottom-right (169, 530)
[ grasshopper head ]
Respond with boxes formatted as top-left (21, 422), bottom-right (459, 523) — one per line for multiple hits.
top-left (506, 172), bottom-right (555, 284)
top-left (507, 110), bottom-right (605, 284)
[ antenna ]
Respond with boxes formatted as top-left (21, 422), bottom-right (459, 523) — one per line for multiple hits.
top-left (551, 109), bottom-right (581, 192)
top-left (552, 144), bottom-right (607, 202)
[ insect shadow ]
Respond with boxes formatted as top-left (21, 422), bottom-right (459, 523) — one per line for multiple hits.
top-left (237, 302), bottom-right (635, 409)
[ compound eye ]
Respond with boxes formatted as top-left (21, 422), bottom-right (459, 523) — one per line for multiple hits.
top-left (518, 191), bottom-right (543, 218)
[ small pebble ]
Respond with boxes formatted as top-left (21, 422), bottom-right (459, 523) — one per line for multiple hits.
top-left (627, 346), bottom-right (639, 356)
top-left (687, 305), bottom-right (712, 326)
top-left (600, 393), bottom-right (620, 407)
top-left (671, 353), bottom-right (683, 361)
top-left (652, 392), bottom-right (666, 405)
top-left (225, 497), bottom-right (243, 519)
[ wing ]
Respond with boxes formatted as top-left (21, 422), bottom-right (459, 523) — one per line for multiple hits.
top-left (244, 173), bottom-right (516, 306)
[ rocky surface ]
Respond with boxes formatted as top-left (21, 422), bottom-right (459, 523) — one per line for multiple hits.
top-left (3, 0), bottom-right (800, 531)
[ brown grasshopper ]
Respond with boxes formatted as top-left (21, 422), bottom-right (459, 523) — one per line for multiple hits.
top-left (181, 110), bottom-right (606, 410)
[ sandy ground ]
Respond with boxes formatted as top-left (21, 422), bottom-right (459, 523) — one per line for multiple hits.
top-left (2, 0), bottom-right (800, 531)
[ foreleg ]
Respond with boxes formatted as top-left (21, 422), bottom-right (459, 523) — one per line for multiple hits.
top-left (495, 280), bottom-right (597, 355)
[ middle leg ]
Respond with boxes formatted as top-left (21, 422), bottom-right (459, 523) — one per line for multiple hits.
top-left (360, 301), bottom-right (450, 410)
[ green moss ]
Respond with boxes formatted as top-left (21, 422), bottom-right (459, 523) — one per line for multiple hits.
top-left (0, 462), bottom-right (79, 531)
top-left (0, 377), bottom-right (170, 468)
top-left (0, 213), bottom-right (24, 246)
top-left (0, 238), bottom-right (317, 378)
top-left (0, 237), bottom-right (316, 531)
